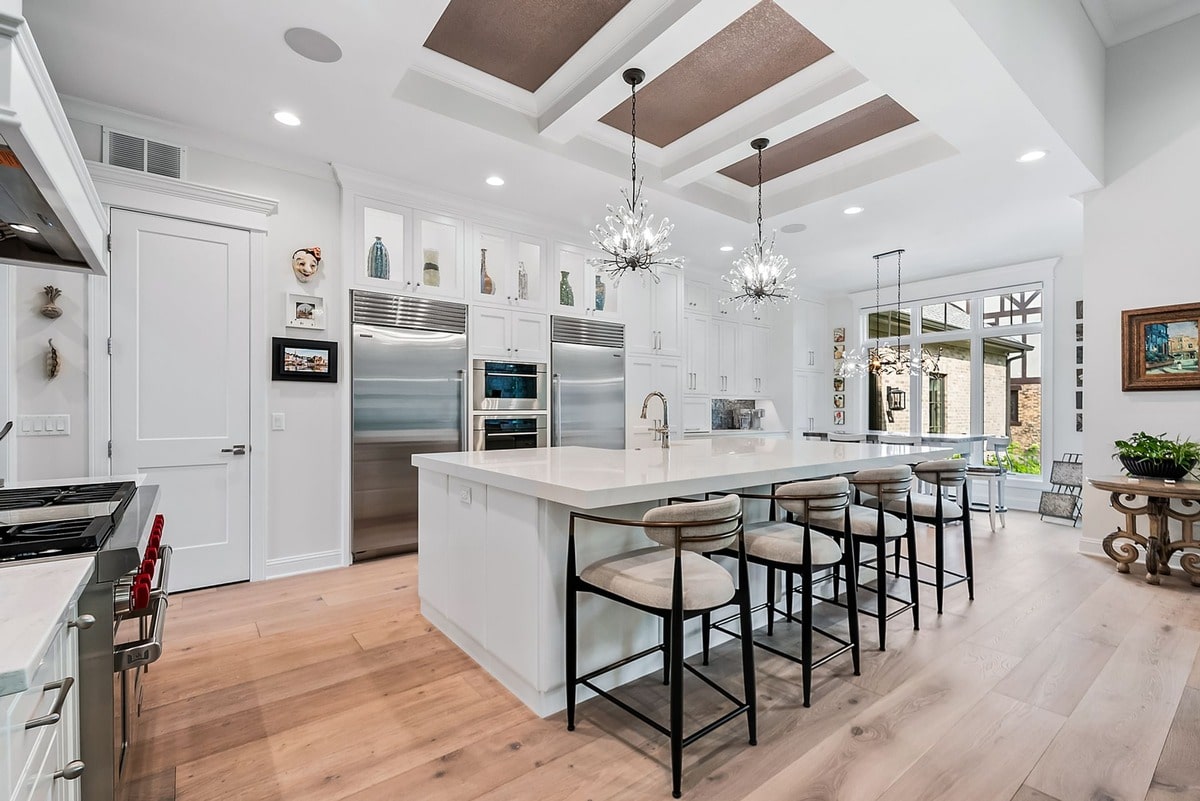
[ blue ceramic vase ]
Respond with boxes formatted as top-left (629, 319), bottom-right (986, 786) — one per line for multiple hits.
top-left (368, 236), bottom-right (390, 280)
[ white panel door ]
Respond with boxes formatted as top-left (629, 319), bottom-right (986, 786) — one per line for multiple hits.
top-left (653, 268), bottom-right (683, 357)
top-left (713, 320), bottom-right (739, 395)
top-left (510, 311), bottom-right (548, 363)
top-left (684, 313), bottom-right (709, 394)
top-left (620, 273), bottom-right (654, 354)
top-left (110, 210), bottom-right (251, 591)
top-left (470, 306), bottom-right (511, 358)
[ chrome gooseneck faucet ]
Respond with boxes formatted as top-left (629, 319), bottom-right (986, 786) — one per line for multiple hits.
top-left (640, 392), bottom-right (670, 449)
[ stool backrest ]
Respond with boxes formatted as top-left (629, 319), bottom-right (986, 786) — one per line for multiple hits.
top-left (850, 465), bottom-right (912, 503)
top-left (775, 476), bottom-right (851, 518)
top-left (914, 459), bottom-right (967, 489)
top-left (986, 436), bottom-right (1012, 470)
top-left (828, 433), bottom-right (865, 443)
top-left (643, 494), bottom-right (741, 553)
top-left (877, 434), bottom-right (919, 445)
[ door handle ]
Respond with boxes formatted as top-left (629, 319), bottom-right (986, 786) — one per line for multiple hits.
top-left (552, 373), bottom-right (562, 446)
top-left (220, 445), bottom-right (248, 455)
top-left (458, 369), bottom-right (468, 451)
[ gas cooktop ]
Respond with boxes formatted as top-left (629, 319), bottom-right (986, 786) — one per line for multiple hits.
top-left (0, 481), bottom-right (137, 563)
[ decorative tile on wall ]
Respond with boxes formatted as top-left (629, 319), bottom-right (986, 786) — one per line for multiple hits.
top-left (712, 398), bottom-right (757, 430)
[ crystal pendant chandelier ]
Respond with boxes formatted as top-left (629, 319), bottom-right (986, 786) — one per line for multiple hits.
top-left (837, 252), bottom-right (885, 377)
top-left (587, 67), bottom-right (682, 285)
top-left (721, 137), bottom-right (796, 308)
top-left (838, 249), bottom-right (928, 377)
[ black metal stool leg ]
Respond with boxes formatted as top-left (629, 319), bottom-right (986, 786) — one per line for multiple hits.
top-left (786, 569), bottom-right (795, 620)
top-left (662, 616), bottom-right (671, 685)
top-left (566, 575), bottom-right (577, 731)
top-left (905, 516), bottom-right (920, 631)
top-left (962, 487), bottom-right (975, 600)
top-left (670, 574), bottom-right (685, 799)
top-left (844, 540), bottom-right (861, 676)
top-left (766, 566), bottom-right (776, 637)
top-left (935, 517), bottom-right (946, 614)
top-left (801, 545), bottom-right (814, 708)
top-left (875, 530), bottom-right (887, 651)
top-left (737, 541), bottom-right (757, 746)
top-left (701, 611), bottom-right (711, 666)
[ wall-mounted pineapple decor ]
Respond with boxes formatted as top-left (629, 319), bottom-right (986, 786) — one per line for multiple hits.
top-left (46, 339), bottom-right (60, 379)
top-left (40, 285), bottom-right (62, 319)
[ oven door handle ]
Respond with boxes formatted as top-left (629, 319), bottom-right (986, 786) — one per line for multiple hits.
top-left (150, 545), bottom-right (173, 602)
top-left (551, 373), bottom-right (562, 447)
top-left (114, 596), bottom-right (168, 672)
top-left (459, 369), bottom-right (468, 451)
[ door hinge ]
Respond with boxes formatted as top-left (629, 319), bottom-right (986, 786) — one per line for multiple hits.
top-left (106, 233), bottom-right (111, 252)
top-left (106, 337), bottom-right (112, 355)
top-left (107, 440), bottom-right (112, 458)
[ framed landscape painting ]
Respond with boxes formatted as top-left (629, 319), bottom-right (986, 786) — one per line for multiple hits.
top-left (1122, 302), bottom-right (1200, 390)
top-left (272, 337), bottom-right (338, 383)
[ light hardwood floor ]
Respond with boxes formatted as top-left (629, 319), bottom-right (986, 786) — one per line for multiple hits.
top-left (124, 512), bottom-right (1200, 801)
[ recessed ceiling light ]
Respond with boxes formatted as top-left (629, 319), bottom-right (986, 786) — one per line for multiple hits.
top-left (486, 176), bottom-right (505, 187)
top-left (1018, 150), bottom-right (1047, 163)
top-left (9, 223), bottom-right (37, 234)
top-left (780, 223), bottom-right (807, 234)
top-left (719, 245), bottom-right (734, 252)
top-left (273, 111), bottom-right (302, 127)
top-left (843, 206), bottom-right (864, 215)
top-left (284, 27), bottom-right (343, 63)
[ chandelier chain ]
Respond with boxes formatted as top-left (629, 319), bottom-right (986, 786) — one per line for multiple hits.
top-left (756, 148), bottom-right (763, 242)
top-left (630, 77), bottom-right (637, 190)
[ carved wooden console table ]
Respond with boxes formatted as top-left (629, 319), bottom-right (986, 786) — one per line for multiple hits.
top-left (1088, 475), bottom-right (1200, 586)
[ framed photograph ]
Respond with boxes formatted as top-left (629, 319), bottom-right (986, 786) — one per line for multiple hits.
top-left (1075, 299), bottom-right (1083, 320)
top-left (1076, 368), bottom-right (1083, 388)
top-left (833, 327), bottom-right (846, 343)
top-left (271, 337), bottom-right (338, 383)
top-left (833, 344), bottom-right (846, 360)
top-left (1076, 345), bottom-right (1083, 365)
top-left (1075, 322), bottom-right (1083, 342)
top-left (833, 376), bottom-right (845, 392)
top-left (1075, 391), bottom-right (1083, 410)
top-left (1076, 413), bottom-right (1083, 432)
top-left (834, 410), bottom-right (845, 426)
top-left (1121, 302), bottom-right (1200, 391)
top-left (833, 393), bottom-right (846, 409)
top-left (285, 293), bottom-right (326, 330)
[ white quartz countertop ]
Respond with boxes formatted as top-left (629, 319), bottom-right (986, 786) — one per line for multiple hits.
top-left (0, 557), bottom-right (94, 694)
top-left (413, 435), bottom-right (954, 509)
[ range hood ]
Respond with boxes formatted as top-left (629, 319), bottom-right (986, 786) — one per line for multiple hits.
top-left (0, 10), bottom-right (106, 275)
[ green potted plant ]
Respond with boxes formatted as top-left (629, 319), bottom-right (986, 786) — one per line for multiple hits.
top-left (1112, 431), bottom-right (1200, 480)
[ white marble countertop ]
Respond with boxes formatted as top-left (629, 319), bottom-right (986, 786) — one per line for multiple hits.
top-left (0, 557), bottom-right (94, 694)
top-left (413, 435), bottom-right (954, 509)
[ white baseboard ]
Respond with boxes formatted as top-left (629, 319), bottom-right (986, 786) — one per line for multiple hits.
top-left (1077, 536), bottom-right (1106, 558)
top-left (264, 549), bottom-right (348, 580)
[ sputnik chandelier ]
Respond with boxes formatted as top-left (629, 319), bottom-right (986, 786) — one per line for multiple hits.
top-left (721, 137), bottom-right (796, 308)
top-left (587, 67), bottom-right (682, 285)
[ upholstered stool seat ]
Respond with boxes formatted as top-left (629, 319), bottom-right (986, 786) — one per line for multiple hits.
top-left (866, 494), bottom-right (963, 519)
top-left (742, 521), bottom-right (843, 565)
top-left (580, 547), bottom-right (735, 611)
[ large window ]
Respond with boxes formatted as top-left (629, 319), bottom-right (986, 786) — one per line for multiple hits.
top-left (858, 285), bottom-right (1045, 476)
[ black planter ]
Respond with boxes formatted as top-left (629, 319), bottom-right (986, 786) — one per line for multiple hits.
top-left (1118, 455), bottom-right (1196, 480)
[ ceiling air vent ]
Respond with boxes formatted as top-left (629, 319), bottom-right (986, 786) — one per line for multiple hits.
top-left (102, 128), bottom-right (186, 179)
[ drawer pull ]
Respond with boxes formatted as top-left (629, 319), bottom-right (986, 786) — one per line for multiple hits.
top-left (25, 676), bottom-right (74, 729)
top-left (69, 614), bottom-right (96, 630)
top-left (54, 760), bottom-right (85, 781)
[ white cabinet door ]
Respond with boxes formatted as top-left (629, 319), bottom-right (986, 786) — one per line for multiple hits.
top-left (682, 397), bottom-right (711, 433)
top-left (512, 235), bottom-right (546, 310)
top-left (510, 312), bottom-right (548, 363)
top-left (654, 268), bottom-right (683, 357)
top-left (621, 274), bottom-right (655, 354)
top-left (471, 306), bottom-right (511, 358)
top-left (712, 290), bottom-right (737, 321)
top-left (792, 371), bottom-right (826, 432)
top-left (553, 244), bottom-right (587, 315)
top-left (712, 320), bottom-right (739, 395)
top-left (414, 211), bottom-right (465, 299)
top-left (745, 324), bottom-right (771, 395)
top-left (684, 281), bottom-right (708, 313)
top-left (684, 313), bottom-right (710, 394)
top-left (625, 356), bottom-right (683, 447)
top-left (794, 298), bottom-right (827, 370)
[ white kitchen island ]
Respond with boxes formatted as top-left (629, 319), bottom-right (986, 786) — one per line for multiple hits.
top-left (413, 435), bottom-right (953, 716)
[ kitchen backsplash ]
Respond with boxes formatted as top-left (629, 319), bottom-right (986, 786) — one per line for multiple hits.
top-left (712, 399), bottom-right (759, 430)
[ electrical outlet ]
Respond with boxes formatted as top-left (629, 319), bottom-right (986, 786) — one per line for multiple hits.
top-left (271, 412), bottom-right (286, 431)
top-left (17, 415), bottom-right (70, 436)
top-left (459, 487), bottom-right (472, 505)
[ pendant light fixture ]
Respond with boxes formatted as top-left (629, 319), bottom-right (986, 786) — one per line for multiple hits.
top-left (837, 251), bottom-right (885, 377)
top-left (587, 67), bottom-right (682, 285)
top-left (722, 137), bottom-right (796, 308)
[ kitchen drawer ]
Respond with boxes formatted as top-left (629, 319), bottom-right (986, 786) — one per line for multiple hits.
top-left (1, 616), bottom-right (68, 799)
top-left (11, 724), bottom-right (59, 801)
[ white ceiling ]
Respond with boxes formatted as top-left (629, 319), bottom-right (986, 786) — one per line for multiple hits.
top-left (1081, 0), bottom-right (1200, 46)
top-left (24, 1), bottom-right (1106, 292)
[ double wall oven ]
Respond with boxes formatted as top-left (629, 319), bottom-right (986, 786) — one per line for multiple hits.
top-left (471, 359), bottom-right (548, 451)
top-left (0, 481), bottom-right (168, 801)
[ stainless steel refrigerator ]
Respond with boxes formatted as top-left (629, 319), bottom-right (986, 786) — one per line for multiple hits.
top-left (550, 316), bottom-right (625, 448)
top-left (351, 290), bottom-right (468, 560)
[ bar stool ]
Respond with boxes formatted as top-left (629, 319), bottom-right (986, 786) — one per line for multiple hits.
top-left (703, 478), bottom-right (860, 707)
top-left (867, 460), bottom-right (973, 614)
top-left (877, 434), bottom-right (919, 445)
top-left (966, 436), bottom-right (1010, 532)
top-left (566, 495), bottom-right (755, 799)
top-left (840, 465), bottom-right (921, 650)
top-left (828, 432), bottom-right (866, 443)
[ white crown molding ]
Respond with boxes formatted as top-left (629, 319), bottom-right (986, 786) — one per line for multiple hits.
top-left (88, 161), bottom-right (278, 216)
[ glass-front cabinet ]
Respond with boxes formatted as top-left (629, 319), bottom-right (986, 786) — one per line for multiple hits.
top-left (470, 225), bottom-right (545, 309)
top-left (552, 242), bottom-right (621, 318)
top-left (356, 196), bottom-right (464, 299)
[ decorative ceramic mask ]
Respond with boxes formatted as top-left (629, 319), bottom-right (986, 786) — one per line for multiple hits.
top-left (292, 246), bottom-right (322, 283)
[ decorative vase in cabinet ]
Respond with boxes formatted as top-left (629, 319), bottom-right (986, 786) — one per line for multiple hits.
top-left (559, 270), bottom-right (574, 307)
top-left (594, 273), bottom-right (606, 311)
top-left (480, 248), bottom-right (495, 295)
top-left (517, 261), bottom-right (529, 301)
top-left (367, 237), bottom-right (390, 280)
top-left (423, 248), bottom-right (441, 287)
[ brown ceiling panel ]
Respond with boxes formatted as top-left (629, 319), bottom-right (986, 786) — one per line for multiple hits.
top-left (598, 2), bottom-right (831, 147)
top-left (718, 96), bottom-right (918, 186)
top-left (423, 0), bottom-right (631, 93)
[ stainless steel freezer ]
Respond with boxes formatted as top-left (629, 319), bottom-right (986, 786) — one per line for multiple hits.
top-left (351, 290), bottom-right (468, 560)
top-left (550, 316), bottom-right (625, 448)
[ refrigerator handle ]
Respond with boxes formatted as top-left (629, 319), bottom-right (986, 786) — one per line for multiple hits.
top-left (551, 373), bottom-right (562, 447)
top-left (458, 369), bottom-right (468, 451)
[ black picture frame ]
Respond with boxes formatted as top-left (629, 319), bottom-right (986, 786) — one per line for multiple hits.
top-left (271, 337), bottom-right (338, 383)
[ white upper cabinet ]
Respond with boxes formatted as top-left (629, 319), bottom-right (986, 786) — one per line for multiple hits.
top-left (357, 196), bottom-right (465, 299)
top-left (471, 225), bottom-right (546, 310)
top-left (793, 297), bottom-right (828, 371)
top-left (624, 267), bottom-right (682, 357)
top-left (470, 307), bottom-right (549, 364)
top-left (552, 243), bottom-right (621, 319)
top-left (710, 319), bottom-right (740, 396)
top-left (741, 324), bottom-right (772, 396)
top-left (684, 281), bottom-right (708, 313)
top-left (683, 312), bottom-right (710, 394)
top-left (625, 354), bottom-right (683, 447)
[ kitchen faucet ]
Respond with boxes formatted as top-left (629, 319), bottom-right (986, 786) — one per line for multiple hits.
top-left (640, 392), bottom-right (670, 449)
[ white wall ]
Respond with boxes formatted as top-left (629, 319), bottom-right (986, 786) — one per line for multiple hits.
top-left (953, 0), bottom-right (1106, 182)
top-left (1052, 247), bottom-right (1083, 460)
top-left (1081, 122), bottom-right (1200, 549)
top-left (8, 267), bottom-right (90, 480)
top-left (1105, 13), bottom-right (1200, 182)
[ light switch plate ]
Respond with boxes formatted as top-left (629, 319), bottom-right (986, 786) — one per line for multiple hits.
top-left (271, 412), bottom-right (286, 431)
top-left (17, 415), bottom-right (70, 436)
top-left (459, 487), bottom-right (472, 505)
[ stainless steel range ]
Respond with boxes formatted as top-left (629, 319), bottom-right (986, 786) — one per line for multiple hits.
top-left (0, 480), bottom-right (168, 801)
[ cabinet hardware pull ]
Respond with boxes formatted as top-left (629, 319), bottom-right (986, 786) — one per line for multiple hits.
top-left (26, 676), bottom-right (74, 729)
top-left (54, 761), bottom-right (85, 781)
top-left (69, 614), bottom-right (95, 630)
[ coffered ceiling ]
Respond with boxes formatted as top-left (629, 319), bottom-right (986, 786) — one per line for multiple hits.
top-left (24, 0), bottom-right (1111, 291)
